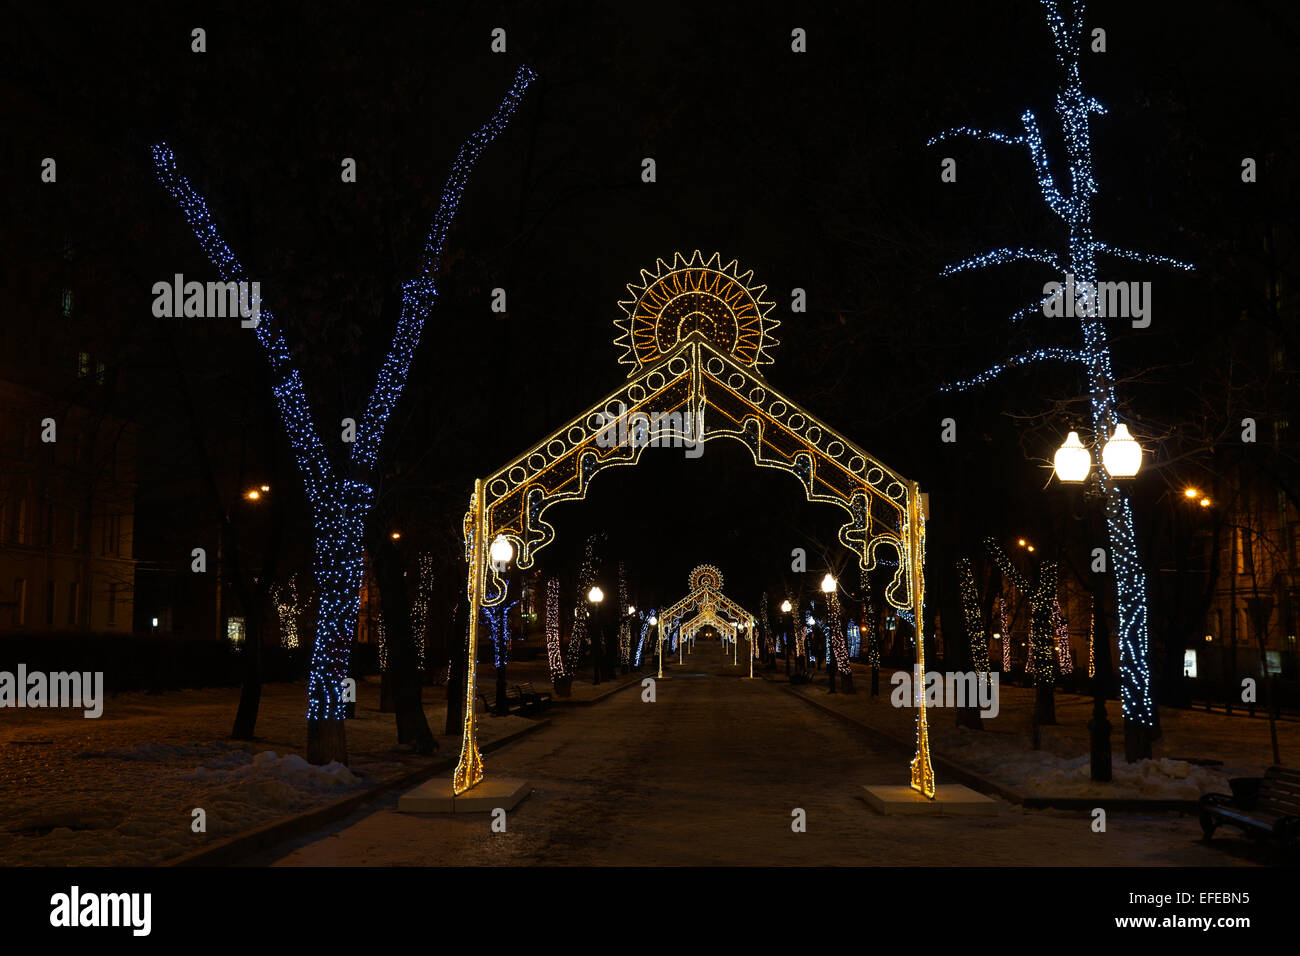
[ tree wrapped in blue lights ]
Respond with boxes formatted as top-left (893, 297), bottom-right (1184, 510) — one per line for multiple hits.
top-left (154, 66), bottom-right (536, 763)
top-left (485, 599), bottom-right (518, 670)
top-left (929, 1), bottom-right (1190, 755)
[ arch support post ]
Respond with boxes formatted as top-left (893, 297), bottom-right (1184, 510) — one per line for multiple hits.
top-left (908, 480), bottom-right (936, 799)
top-left (453, 479), bottom-right (486, 794)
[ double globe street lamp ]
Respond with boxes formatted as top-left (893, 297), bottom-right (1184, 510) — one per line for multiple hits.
top-left (1050, 421), bottom-right (1143, 781)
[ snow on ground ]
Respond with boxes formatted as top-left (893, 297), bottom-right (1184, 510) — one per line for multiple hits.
top-left (942, 732), bottom-right (1232, 798)
top-left (789, 663), bottom-right (1297, 800)
top-left (0, 679), bottom-right (534, 866)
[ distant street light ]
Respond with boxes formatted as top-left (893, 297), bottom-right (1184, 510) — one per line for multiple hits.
top-left (820, 573), bottom-right (836, 594)
top-left (588, 586), bottom-right (604, 604)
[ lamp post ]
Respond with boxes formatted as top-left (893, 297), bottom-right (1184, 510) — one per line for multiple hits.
top-left (489, 536), bottom-right (516, 712)
top-left (1053, 425), bottom-right (1145, 779)
top-left (780, 599), bottom-right (793, 677)
top-left (746, 620), bottom-right (755, 678)
top-left (651, 615), bottom-right (662, 678)
top-left (588, 585), bottom-right (604, 685)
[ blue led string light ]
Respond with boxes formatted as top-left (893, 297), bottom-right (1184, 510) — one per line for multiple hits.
top-left (485, 599), bottom-right (518, 670)
top-left (154, 66), bottom-right (536, 726)
top-left (928, 0), bottom-right (1191, 728)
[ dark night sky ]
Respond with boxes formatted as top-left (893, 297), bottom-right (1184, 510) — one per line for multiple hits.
top-left (2, 1), bottom-right (1296, 620)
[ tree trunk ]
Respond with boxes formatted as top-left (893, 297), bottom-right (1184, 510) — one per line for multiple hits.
top-left (308, 719), bottom-right (348, 765)
top-left (371, 532), bottom-right (435, 754)
top-left (445, 596), bottom-right (468, 736)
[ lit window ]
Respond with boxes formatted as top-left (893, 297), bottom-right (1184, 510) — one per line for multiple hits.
top-left (95, 361), bottom-right (106, 385)
top-left (61, 289), bottom-right (73, 317)
top-left (227, 617), bottom-right (246, 644)
top-left (77, 351), bottom-right (90, 378)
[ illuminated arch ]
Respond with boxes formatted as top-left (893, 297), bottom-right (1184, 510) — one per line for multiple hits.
top-left (456, 253), bottom-right (934, 800)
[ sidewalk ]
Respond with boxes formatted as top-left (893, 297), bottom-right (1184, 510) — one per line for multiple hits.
top-left (767, 662), bottom-right (1297, 804)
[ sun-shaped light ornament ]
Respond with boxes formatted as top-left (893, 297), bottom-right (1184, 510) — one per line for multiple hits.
top-left (614, 251), bottom-right (779, 375)
top-left (689, 564), bottom-right (723, 592)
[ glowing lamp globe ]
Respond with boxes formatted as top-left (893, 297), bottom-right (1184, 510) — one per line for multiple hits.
top-left (820, 574), bottom-right (836, 593)
top-left (489, 535), bottom-right (514, 565)
top-left (627, 605), bottom-right (636, 616)
top-left (649, 615), bottom-right (657, 626)
top-left (1102, 423), bottom-right (1142, 478)
top-left (780, 600), bottom-right (792, 613)
top-left (588, 586), bottom-right (604, 604)
top-left (1053, 431), bottom-right (1090, 483)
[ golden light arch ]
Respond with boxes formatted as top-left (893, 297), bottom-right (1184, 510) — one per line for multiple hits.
top-left (456, 252), bottom-right (934, 798)
top-left (658, 565), bottom-right (756, 666)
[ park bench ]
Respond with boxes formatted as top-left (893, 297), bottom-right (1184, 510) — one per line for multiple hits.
top-left (478, 689), bottom-right (526, 717)
top-left (1199, 765), bottom-right (1300, 851)
top-left (516, 682), bottom-right (552, 712)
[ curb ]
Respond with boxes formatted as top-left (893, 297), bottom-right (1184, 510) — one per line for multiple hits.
top-left (783, 685), bottom-right (1198, 813)
top-left (163, 718), bottom-right (550, 867)
top-left (559, 674), bottom-right (645, 707)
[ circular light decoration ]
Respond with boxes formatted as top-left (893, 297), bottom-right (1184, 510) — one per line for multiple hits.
top-left (688, 564), bottom-right (723, 592)
top-left (614, 251), bottom-right (779, 374)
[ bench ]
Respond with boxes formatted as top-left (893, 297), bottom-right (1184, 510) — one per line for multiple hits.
top-left (1199, 765), bottom-right (1300, 851)
top-left (516, 682), bottom-right (552, 712)
top-left (478, 688), bottom-right (526, 717)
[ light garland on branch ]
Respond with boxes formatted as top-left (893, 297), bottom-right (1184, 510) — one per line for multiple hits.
top-left (957, 558), bottom-right (991, 684)
top-left (410, 553), bottom-right (434, 669)
top-left (271, 574), bottom-right (306, 650)
top-left (567, 534), bottom-right (602, 674)
top-left (153, 66), bottom-right (537, 728)
top-left (1053, 596), bottom-right (1073, 675)
top-left (545, 576), bottom-right (566, 680)
top-left (998, 597), bottom-right (1011, 672)
top-left (617, 561), bottom-right (631, 667)
top-left (1088, 610), bottom-right (1096, 678)
top-left (485, 599), bottom-right (517, 670)
top-left (929, 0), bottom-right (1190, 729)
top-left (985, 537), bottom-right (1059, 686)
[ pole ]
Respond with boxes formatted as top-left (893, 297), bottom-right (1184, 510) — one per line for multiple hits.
top-left (453, 480), bottom-right (486, 794)
top-left (1088, 487), bottom-right (1113, 782)
top-left (908, 480), bottom-right (936, 798)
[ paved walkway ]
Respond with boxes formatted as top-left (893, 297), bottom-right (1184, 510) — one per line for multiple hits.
top-left (249, 644), bottom-right (1262, 866)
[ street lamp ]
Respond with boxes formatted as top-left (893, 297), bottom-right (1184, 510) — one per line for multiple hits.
top-left (780, 599), bottom-right (793, 676)
top-left (1051, 432), bottom-right (1122, 781)
top-left (588, 585), bottom-right (603, 604)
top-left (489, 535), bottom-right (514, 567)
top-left (651, 615), bottom-right (663, 678)
top-left (821, 573), bottom-right (836, 594)
top-left (1102, 423), bottom-right (1142, 478)
top-left (1053, 431), bottom-right (1090, 483)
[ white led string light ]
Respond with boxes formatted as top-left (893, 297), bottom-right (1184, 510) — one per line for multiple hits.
top-left (928, 1), bottom-right (1190, 728)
